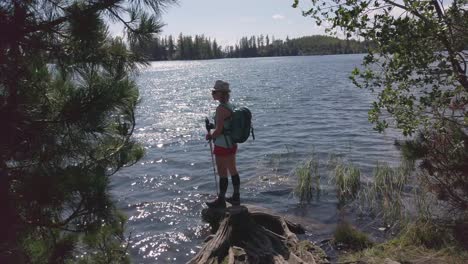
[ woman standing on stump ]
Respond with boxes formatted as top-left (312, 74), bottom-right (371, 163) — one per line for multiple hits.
top-left (205, 80), bottom-right (241, 208)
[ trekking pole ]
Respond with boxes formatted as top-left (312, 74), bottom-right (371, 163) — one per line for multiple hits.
top-left (205, 117), bottom-right (218, 195)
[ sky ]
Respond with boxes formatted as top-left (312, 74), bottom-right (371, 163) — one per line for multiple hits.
top-left (108, 0), bottom-right (325, 46)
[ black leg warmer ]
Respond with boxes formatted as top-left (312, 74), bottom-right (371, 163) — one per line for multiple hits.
top-left (231, 174), bottom-right (240, 195)
top-left (219, 177), bottom-right (228, 198)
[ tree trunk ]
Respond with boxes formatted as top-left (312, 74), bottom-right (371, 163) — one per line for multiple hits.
top-left (188, 205), bottom-right (329, 264)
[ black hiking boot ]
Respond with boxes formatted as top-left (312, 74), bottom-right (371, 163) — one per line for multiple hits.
top-left (226, 194), bottom-right (240, 206)
top-left (205, 196), bottom-right (226, 208)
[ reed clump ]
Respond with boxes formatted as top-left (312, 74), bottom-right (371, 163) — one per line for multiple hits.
top-left (337, 159), bottom-right (468, 263)
top-left (294, 155), bottom-right (320, 204)
top-left (340, 219), bottom-right (468, 264)
top-left (288, 149), bottom-right (468, 263)
top-left (398, 220), bottom-right (453, 249)
top-left (292, 153), bottom-right (468, 261)
top-left (355, 162), bottom-right (410, 227)
top-left (328, 157), bottom-right (361, 206)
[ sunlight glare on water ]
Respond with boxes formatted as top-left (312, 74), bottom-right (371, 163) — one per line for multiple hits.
top-left (112, 55), bottom-right (403, 263)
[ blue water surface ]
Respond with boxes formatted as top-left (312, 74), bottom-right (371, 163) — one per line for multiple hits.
top-left (110, 55), bottom-right (403, 263)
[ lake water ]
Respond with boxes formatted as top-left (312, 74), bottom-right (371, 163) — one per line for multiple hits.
top-left (111, 55), bottom-right (403, 263)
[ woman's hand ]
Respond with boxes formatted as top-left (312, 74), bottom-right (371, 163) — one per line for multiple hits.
top-left (205, 134), bottom-right (213, 141)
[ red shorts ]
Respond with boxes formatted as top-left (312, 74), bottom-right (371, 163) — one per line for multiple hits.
top-left (213, 144), bottom-right (238, 156)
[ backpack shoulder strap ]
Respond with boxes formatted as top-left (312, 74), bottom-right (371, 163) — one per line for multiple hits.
top-left (217, 103), bottom-right (234, 148)
top-left (219, 103), bottom-right (234, 113)
top-left (218, 103), bottom-right (234, 121)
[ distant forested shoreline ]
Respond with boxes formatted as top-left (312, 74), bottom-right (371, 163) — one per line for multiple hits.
top-left (131, 34), bottom-right (368, 61)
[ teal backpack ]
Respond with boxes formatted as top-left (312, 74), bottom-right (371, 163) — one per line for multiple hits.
top-left (223, 105), bottom-right (255, 144)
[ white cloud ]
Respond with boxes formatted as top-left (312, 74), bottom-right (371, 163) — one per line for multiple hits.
top-left (272, 14), bottom-right (285, 20)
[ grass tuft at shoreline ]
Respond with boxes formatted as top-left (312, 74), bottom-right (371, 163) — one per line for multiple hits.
top-left (292, 152), bottom-right (468, 264)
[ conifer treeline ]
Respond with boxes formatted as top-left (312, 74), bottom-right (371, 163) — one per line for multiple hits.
top-left (132, 33), bottom-right (223, 60)
top-left (224, 35), bottom-right (367, 58)
top-left (133, 34), bottom-right (368, 61)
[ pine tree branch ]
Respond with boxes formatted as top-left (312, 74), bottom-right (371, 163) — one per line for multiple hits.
top-left (46, 0), bottom-right (67, 13)
top-left (106, 7), bottom-right (138, 34)
top-left (28, 0), bottom-right (121, 34)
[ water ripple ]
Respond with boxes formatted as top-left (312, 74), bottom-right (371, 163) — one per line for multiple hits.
top-left (113, 55), bottom-right (403, 263)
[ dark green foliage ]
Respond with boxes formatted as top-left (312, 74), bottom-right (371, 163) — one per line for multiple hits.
top-left (0, 0), bottom-right (173, 262)
top-left (397, 125), bottom-right (468, 216)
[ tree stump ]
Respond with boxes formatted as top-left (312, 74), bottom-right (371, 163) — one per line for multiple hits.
top-left (188, 204), bottom-right (329, 264)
